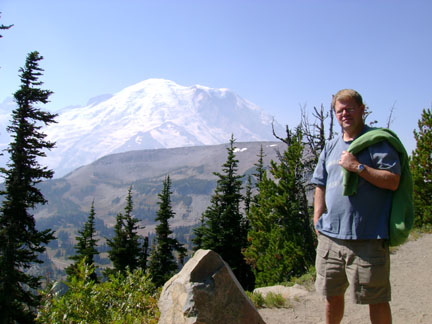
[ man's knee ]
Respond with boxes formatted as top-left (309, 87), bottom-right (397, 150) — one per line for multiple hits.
top-left (369, 302), bottom-right (392, 324)
top-left (326, 295), bottom-right (345, 324)
top-left (326, 295), bottom-right (344, 304)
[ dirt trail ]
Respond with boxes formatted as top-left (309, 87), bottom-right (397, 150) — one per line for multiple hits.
top-left (259, 234), bottom-right (432, 324)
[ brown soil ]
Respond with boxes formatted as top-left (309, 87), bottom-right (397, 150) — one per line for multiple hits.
top-left (259, 233), bottom-right (432, 324)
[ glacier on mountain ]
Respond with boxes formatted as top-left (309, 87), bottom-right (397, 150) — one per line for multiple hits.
top-left (1, 79), bottom-right (284, 178)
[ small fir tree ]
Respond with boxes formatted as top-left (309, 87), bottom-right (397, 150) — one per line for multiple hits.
top-left (149, 176), bottom-right (186, 287)
top-left (138, 235), bottom-right (150, 271)
top-left (253, 144), bottom-right (266, 184)
top-left (244, 126), bottom-right (316, 287)
top-left (410, 107), bottom-right (432, 228)
top-left (106, 187), bottom-right (142, 274)
top-left (249, 145), bottom-right (267, 207)
top-left (191, 215), bottom-right (205, 251)
top-left (0, 51), bottom-right (57, 323)
top-left (244, 175), bottom-right (253, 215)
top-left (193, 135), bottom-right (254, 290)
top-left (122, 186), bottom-right (141, 270)
top-left (66, 201), bottom-right (99, 281)
top-left (106, 212), bottom-right (127, 274)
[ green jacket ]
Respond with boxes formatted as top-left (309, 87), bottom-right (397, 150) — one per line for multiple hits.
top-left (342, 128), bottom-right (413, 246)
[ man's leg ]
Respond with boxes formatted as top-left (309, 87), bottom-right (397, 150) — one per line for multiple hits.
top-left (325, 295), bottom-right (345, 324)
top-left (369, 302), bottom-right (392, 324)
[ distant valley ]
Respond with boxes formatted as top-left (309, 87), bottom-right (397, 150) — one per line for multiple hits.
top-left (36, 141), bottom-right (286, 231)
top-left (34, 141), bottom-right (286, 273)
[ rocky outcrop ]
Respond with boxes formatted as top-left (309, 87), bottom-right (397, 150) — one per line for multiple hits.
top-left (158, 249), bottom-right (265, 324)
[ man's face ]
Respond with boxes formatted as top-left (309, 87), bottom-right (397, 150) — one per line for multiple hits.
top-left (334, 97), bottom-right (365, 134)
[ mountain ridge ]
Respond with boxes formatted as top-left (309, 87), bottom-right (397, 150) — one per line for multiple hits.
top-left (36, 140), bottom-right (286, 230)
top-left (38, 78), bottom-right (284, 177)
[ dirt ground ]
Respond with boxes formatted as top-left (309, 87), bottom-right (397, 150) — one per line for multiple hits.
top-left (258, 233), bottom-right (432, 324)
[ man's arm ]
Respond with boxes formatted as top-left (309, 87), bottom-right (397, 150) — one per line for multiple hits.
top-left (313, 185), bottom-right (326, 235)
top-left (339, 150), bottom-right (400, 191)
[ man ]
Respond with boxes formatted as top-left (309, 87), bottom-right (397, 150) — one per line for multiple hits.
top-left (311, 89), bottom-right (401, 324)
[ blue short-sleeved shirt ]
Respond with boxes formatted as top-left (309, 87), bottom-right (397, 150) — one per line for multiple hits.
top-left (311, 126), bottom-right (401, 240)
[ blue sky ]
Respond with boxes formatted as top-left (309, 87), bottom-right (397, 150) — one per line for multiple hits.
top-left (1, 0), bottom-right (431, 154)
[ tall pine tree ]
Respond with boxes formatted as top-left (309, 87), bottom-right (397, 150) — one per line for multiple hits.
top-left (106, 187), bottom-right (142, 274)
top-left (192, 215), bottom-right (205, 252)
top-left (149, 176), bottom-right (186, 287)
top-left (0, 51), bottom-right (57, 323)
top-left (66, 201), bottom-right (99, 281)
top-left (244, 126), bottom-right (316, 287)
top-left (122, 186), bottom-right (141, 270)
top-left (410, 107), bottom-right (432, 228)
top-left (253, 144), bottom-right (266, 184)
top-left (138, 235), bottom-right (150, 271)
top-left (193, 135), bottom-right (254, 290)
top-left (244, 175), bottom-right (253, 215)
top-left (249, 144), bottom-right (266, 206)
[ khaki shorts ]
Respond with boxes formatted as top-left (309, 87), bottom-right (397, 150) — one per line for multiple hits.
top-left (315, 234), bottom-right (391, 304)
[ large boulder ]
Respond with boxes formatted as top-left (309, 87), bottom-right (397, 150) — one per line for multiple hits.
top-left (158, 249), bottom-right (265, 324)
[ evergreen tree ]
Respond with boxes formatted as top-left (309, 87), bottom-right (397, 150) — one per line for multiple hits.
top-left (0, 51), bottom-right (57, 323)
top-left (248, 144), bottom-right (266, 206)
top-left (66, 201), bottom-right (99, 281)
top-left (244, 175), bottom-right (253, 215)
top-left (149, 176), bottom-right (186, 287)
top-left (138, 235), bottom-right (149, 271)
top-left (193, 135), bottom-right (254, 290)
top-left (244, 126), bottom-right (316, 287)
top-left (106, 212), bottom-right (127, 274)
top-left (410, 107), bottom-right (432, 228)
top-left (191, 215), bottom-right (205, 252)
top-left (106, 187), bottom-right (142, 274)
top-left (253, 145), bottom-right (266, 184)
top-left (122, 187), bottom-right (141, 270)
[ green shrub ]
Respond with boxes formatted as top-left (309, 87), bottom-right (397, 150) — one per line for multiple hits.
top-left (246, 291), bottom-right (288, 309)
top-left (285, 266), bottom-right (316, 291)
top-left (263, 292), bottom-right (286, 308)
top-left (246, 291), bottom-right (265, 308)
top-left (37, 260), bottom-right (160, 323)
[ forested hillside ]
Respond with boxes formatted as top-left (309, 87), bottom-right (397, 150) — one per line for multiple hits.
top-left (29, 141), bottom-right (286, 276)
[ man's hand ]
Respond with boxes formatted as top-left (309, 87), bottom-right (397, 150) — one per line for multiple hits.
top-left (314, 185), bottom-right (326, 236)
top-left (338, 150), bottom-right (360, 173)
top-left (339, 151), bottom-right (400, 191)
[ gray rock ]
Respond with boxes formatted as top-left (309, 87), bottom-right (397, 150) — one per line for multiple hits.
top-left (158, 249), bottom-right (265, 324)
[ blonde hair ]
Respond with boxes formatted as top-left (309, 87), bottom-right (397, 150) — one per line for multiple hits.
top-left (331, 89), bottom-right (364, 109)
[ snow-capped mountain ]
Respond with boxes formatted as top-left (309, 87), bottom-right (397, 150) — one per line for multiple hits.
top-left (2, 79), bottom-right (284, 177)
